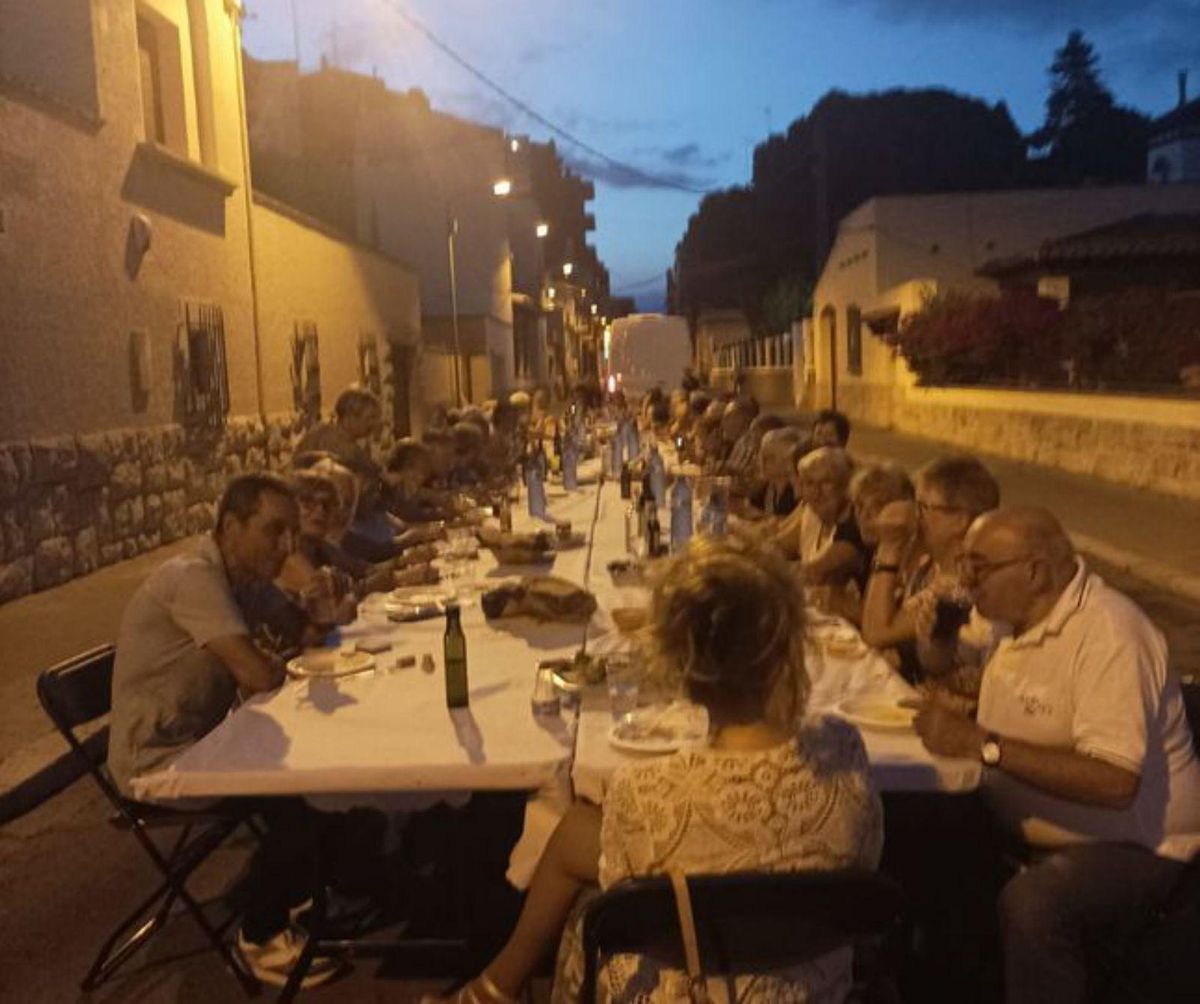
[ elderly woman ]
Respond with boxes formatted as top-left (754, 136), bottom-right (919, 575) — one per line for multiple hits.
top-left (775, 446), bottom-right (868, 582)
top-left (279, 467), bottom-right (436, 603)
top-left (427, 536), bottom-right (882, 1003)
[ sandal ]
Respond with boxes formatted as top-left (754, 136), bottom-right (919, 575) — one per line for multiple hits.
top-left (418, 970), bottom-right (519, 1004)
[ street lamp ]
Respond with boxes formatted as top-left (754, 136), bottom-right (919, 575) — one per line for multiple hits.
top-left (535, 221), bottom-right (550, 239)
top-left (562, 262), bottom-right (574, 277)
top-left (492, 177), bottom-right (513, 197)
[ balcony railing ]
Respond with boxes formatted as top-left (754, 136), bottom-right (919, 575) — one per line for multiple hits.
top-left (714, 333), bottom-right (794, 370)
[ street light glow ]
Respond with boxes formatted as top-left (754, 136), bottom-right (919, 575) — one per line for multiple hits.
top-left (590, 303), bottom-right (598, 315)
top-left (492, 178), bottom-right (513, 197)
top-left (510, 138), bottom-right (520, 153)
top-left (562, 262), bottom-right (573, 276)
top-left (535, 222), bottom-right (550, 238)
top-left (548, 286), bottom-right (556, 299)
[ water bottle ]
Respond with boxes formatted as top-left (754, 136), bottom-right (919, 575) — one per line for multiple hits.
top-left (610, 428), bottom-right (624, 473)
top-left (444, 603), bottom-right (468, 708)
top-left (699, 480), bottom-right (727, 536)
top-left (562, 437), bottom-right (578, 491)
top-left (624, 505), bottom-right (636, 555)
top-left (623, 418), bottom-right (640, 459)
top-left (670, 476), bottom-right (693, 552)
top-left (526, 448), bottom-right (547, 519)
top-left (648, 446), bottom-right (667, 504)
top-left (619, 462), bottom-right (632, 499)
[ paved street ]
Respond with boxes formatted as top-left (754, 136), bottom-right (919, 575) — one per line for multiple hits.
top-left (1, 423), bottom-right (1198, 1002)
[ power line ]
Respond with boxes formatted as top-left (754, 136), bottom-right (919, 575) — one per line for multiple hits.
top-left (383, 0), bottom-right (713, 196)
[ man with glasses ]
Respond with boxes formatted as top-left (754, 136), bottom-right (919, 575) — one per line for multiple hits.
top-left (909, 506), bottom-right (1200, 1004)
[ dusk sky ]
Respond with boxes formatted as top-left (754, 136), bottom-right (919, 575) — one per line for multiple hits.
top-left (242, 1), bottom-right (1199, 309)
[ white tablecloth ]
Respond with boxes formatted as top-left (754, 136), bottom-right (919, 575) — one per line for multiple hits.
top-left (131, 465), bottom-right (606, 803)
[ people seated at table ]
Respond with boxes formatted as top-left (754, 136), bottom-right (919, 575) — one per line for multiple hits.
top-left (279, 470), bottom-right (437, 601)
top-left (907, 506), bottom-right (1200, 1004)
top-left (740, 424), bottom-right (807, 520)
top-left (108, 474), bottom-right (343, 987)
top-left (294, 387), bottom-right (384, 485)
top-left (812, 408), bottom-right (852, 450)
top-left (849, 462), bottom-right (914, 554)
top-left (385, 439), bottom-right (453, 524)
top-left (716, 395), bottom-right (760, 473)
top-left (427, 535), bottom-right (883, 1003)
top-left (775, 447), bottom-right (869, 606)
top-left (861, 454), bottom-right (1001, 688)
top-left (421, 427), bottom-right (456, 489)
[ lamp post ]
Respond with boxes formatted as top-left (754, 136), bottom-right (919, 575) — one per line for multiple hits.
top-left (446, 208), bottom-right (465, 406)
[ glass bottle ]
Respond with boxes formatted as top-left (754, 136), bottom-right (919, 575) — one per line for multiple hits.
top-left (444, 603), bottom-right (468, 708)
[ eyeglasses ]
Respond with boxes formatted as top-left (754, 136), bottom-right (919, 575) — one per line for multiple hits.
top-left (917, 500), bottom-right (963, 516)
top-left (958, 554), bottom-right (1032, 582)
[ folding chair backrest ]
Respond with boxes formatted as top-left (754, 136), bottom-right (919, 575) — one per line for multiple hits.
top-left (580, 869), bottom-right (902, 1000)
top-left (1180, 680), bottom-right (1200, 757)
top-left (37, 644), bottom-right (116, 734)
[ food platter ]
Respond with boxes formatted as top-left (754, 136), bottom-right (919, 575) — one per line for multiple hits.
top-left (607, 701), bottom-right (709, 754)
top-left (286, 649), bottom-right (376, 679)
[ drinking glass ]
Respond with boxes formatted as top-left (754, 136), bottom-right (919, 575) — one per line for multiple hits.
top-left (606, 654), bottom-right (641, 722)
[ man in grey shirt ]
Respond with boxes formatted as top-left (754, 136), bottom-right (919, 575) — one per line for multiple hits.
top-left (109, 474), bottom-right (339, 988)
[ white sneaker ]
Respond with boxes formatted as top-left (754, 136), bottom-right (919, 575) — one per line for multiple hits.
top-left (235, 925), bottom-right (342, 988)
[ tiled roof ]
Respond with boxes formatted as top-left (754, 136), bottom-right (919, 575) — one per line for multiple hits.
top-left (980, 214), bottom-right (1200, 275)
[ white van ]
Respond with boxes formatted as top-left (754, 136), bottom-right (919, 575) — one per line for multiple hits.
top-left (605, 313), bottom-right (692, 399)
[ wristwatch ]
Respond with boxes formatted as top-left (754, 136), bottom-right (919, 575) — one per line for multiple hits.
top-left (980, 732), bottom-right (1002, 767)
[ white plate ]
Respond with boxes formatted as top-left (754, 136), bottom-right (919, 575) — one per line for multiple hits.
top-left (607, 702), bottom-right (709, 755)
top-left (835, 696), bottom-right (916, 733)
top-left (287, 650), bottom-right (375, 679)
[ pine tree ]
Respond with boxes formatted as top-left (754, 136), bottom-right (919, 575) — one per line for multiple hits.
top-left (1034, 29), bottom-right (1114, 148)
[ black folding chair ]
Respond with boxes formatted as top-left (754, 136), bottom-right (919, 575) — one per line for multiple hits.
top-left (1093, 679), bottom-right (1200, 1003)
top-left (580, 869), bottom-right (903, 1001)
top-left (36, 644), bottom-right (261, 996)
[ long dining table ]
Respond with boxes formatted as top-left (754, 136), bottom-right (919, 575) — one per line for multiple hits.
top-left (133, 451), bottom-right (981, 880)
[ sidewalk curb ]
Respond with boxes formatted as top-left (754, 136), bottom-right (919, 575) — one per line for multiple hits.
top-left (1070, 532), bottom-right (1200, 607)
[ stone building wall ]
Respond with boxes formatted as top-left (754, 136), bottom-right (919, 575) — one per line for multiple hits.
top-left (0, 414), bottom-right (396, 603)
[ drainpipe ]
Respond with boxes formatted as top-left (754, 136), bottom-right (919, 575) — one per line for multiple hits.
top-left (230, 2), bottom-right (267, 419)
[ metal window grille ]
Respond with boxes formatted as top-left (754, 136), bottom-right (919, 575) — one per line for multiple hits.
top-left (358, 332), bottom-right (382, 397)
top-left (291, 321), bottom-right (322, 422)
top-left (176, 301), bottom-right (229, 430)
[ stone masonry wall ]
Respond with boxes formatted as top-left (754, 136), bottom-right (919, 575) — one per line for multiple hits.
top-left (0, 414), bottom-right (397, 604)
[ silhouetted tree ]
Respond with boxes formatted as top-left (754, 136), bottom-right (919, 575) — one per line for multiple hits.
top-left (1027, 31), bottom-right (1148, 184)
top-left (674, 88), bottom-right (1026, 329)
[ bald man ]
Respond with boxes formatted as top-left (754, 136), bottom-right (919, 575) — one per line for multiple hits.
top-left (908, 506), bottom-right (1200, 1004)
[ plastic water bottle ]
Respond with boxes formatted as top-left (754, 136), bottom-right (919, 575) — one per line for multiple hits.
top-left (648, 446), bottom-right (667, 504)
top-left (670, 477), bottom-right (693, 552)
top-left (623, 418), bottom-right (640, 459)
top-left (562, 437), bottom-right (578, 491)
top-left (526, 448), bottom-right (547, 519)
top-left (699, 481), bottom-right (727, 536)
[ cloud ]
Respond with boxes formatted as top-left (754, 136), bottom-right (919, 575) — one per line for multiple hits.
top-left (843, 0), bottom-right (1197, 32)
top-left (559, 150), bottom-right (712, 192)
top-left (657, 142), bottom-right (732, 170)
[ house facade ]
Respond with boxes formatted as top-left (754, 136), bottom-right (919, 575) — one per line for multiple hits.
top-left (810, 184), bottom-right (1200, 425)
top-left (0, 0), bottom-right (420, 601)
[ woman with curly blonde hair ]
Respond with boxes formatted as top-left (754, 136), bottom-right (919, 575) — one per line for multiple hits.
top-left (425, 536), bottom-right (882, 1004)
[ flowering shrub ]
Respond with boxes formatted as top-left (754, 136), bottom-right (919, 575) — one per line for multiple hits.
top-left (895, 288), bottom-right (1200, 389)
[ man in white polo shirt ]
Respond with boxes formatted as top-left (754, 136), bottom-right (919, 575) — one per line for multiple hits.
top-left (908, 506), bottom-right (1200, 1004)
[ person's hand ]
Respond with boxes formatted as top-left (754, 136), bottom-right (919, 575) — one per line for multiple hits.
top-left (875, 499), bottom-right (917, 549)
top-left (396, 525), bottom-right (444, 549)
top-left (396, 543), bottom-right (439, 567)
top-left (901, 693), bottom-right (984, 759)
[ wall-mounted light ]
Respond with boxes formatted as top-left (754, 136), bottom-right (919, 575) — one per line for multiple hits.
top-left (510, 138), bottom-right (520, 153)
top-left (548, 287), bottom-right (557, 299)
top-left (562, 262), bottom-right (573, 277)
top-left (590, 303), bottom-right (598, 315)
top-left (492, 178), bottom-right (513, 197)
top-left (535, 222), bottom-right (549, 238)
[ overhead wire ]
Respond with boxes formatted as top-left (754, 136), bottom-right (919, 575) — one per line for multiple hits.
top-left (382, 0), bottom-right (714, 196)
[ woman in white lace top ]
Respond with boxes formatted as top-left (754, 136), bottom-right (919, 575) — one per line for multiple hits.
top-left (425, 535), bottom-right (883, 1004)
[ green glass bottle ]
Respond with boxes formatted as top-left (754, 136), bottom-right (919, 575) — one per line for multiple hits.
top-left (444, 602), bottom-right (469, 708)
